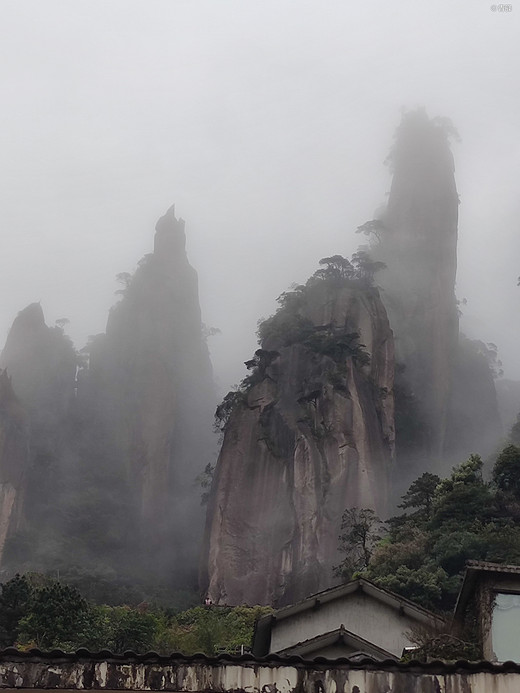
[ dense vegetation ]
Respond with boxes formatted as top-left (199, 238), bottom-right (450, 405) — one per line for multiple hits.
top-left (257, 252), bottom-right (384, 349)
top-left (335, 445), bottom-right (520, 613)
top-left (0, 573), bottom-right (271, 654)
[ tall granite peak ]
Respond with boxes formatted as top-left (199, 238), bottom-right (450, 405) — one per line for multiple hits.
top-left (0, 208), bottom-right (216, 592)
top-left (203, 267), bottom-right (394, 606)
top-left (153, 204), bottom-right (187, 257)
top-left (0, 369), bottom-right (29, 565)
top-left (84, 206), bottom-right (215, 583)
top-left (0, 303), bottom-right (77, 420)
top-left (4, 302), bottom-right (45, 331)
top-left (0, 304), bottom-right (77, 573)
top-left (374, 110), bottom-right (500, 476)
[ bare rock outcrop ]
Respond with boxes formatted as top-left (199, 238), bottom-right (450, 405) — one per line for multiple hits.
top-left (203, 276), bottom-right (394, 606)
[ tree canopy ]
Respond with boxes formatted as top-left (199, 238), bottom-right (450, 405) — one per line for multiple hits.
top-left (0, 573), bottom-right (271, 654)
top-left (337, 447), bottom-right (520, 612)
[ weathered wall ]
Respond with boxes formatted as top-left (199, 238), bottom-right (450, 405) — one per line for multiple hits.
top-left (203, 282), bottom-right (394, 606)
top-left (1, 653), bottom-right (520, 693)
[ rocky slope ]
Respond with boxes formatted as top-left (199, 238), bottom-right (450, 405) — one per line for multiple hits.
top-left (203, 269), bottom-right (394, 606)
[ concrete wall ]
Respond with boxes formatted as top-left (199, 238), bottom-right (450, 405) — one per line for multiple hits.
top-left (270, 591), bottom-right (416, 656)
top-left (1, 654), bottom-right (520, 693)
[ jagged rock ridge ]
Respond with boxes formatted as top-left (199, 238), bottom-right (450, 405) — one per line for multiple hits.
top-left (203, 270), bottom-right (394, 606)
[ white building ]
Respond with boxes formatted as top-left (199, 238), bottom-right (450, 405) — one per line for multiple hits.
top-left (252, 577), bottom-right (445, 660)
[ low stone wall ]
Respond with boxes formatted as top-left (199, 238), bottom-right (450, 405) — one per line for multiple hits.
top-left (2, 651), bottom-right (520, 693)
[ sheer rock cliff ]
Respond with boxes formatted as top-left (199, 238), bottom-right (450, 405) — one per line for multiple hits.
top-left (203, 278), bottom-right (394, 606)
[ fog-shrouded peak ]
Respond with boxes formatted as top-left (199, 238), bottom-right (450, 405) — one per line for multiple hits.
top-left (3, 302), bottom-right (46, 338)
top-left (153, 204), bottom-right (187, 258)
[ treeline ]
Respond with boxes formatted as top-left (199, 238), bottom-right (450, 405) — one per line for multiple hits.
top-left (0, 574), bottom-right (271, 653)
top-left (336, 444), bottom-right (520, 612)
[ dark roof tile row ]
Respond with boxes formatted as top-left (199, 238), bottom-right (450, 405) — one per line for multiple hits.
top-left (2, 648), bottom-right (520, 674)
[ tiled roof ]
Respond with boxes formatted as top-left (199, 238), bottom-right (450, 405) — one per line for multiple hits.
top-left (267, 578), bottom-right (443, 623)
top-left (465, 560), bottom-right (520, 574)
top-left (455, 561), bottom-right (520, 617)
top-left (275, 625), bottom-right (396, 660)
top-left (1, 647), bottom-right (520, 674)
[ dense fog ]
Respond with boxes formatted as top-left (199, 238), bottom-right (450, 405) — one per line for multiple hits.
top-left (1, 0), bottom-right (519, 607)
top-left (0, 0), bottom-right (518, 394)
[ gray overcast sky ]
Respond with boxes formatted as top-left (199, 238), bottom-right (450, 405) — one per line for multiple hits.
top-left (1, 0), bottom-right (519, 394)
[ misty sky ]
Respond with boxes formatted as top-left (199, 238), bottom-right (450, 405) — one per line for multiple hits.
top-left (1, 0), bottom-right (519, 395)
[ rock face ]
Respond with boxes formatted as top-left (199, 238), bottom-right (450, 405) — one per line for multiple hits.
top-left (82, 206), bottom-right (215, 581)
top-left (203, 277), bottom-right (394, 606)
top-left (0, 370), bottom-right (29, 564)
